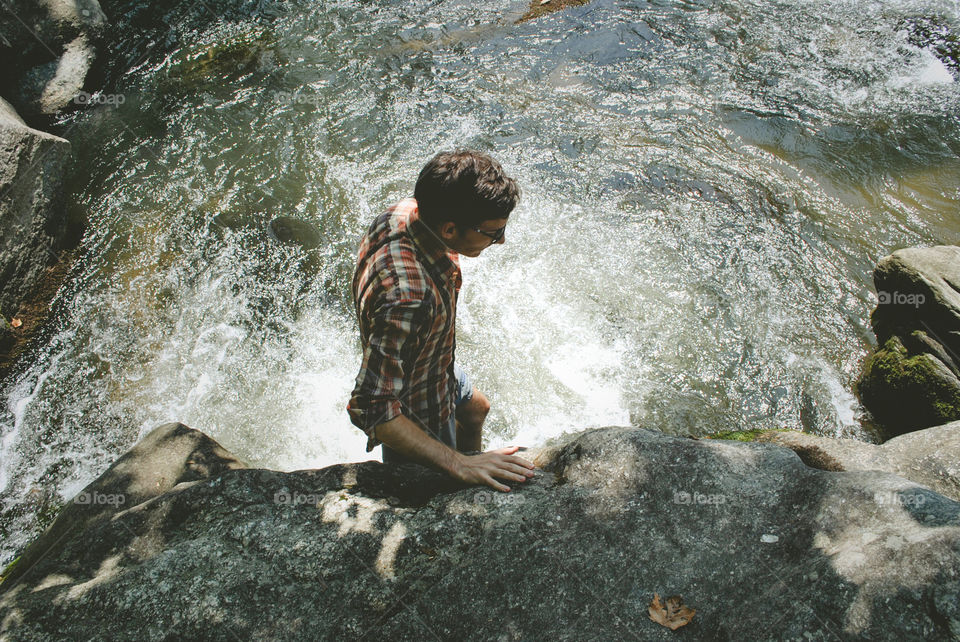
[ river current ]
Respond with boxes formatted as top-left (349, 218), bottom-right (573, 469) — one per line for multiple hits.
top-left (2, 0), bottom-right (959, 564)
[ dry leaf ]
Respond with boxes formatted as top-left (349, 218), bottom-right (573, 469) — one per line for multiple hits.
top-left (648, 593), bottom-right (696, 630)
top-left (10, 318), bottom-right (22, 328)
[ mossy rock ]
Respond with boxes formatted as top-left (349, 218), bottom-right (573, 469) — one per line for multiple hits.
top-left (859, 336), bottom-right (960, 439)
top-left (516, 0), bottom-right (593, 24)
top-left (0, 556), bottom-right (19, 589)
top-left (164, 27), bottom-right (279, 92)
top-left (703, 429), bottom-right (777, 442)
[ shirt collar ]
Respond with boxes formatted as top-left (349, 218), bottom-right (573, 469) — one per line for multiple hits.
top-left (405, 199), bottom-right (462, 287)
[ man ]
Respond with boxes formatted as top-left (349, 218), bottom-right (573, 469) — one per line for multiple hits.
top-left (347, 149), bottom-right (535, 492)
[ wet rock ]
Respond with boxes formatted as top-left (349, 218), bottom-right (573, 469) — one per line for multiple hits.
top-left (0, 0), bottom-right (108, 122)
top-left (0, 422), bottom-right (247, 592)
top-left (858, 246), bottom-right (960, 438)
top-left (871, 245), bottom-right (960, 357)
top-left (0, 98), bottom-right (71, 322)
top-left (0, 321), bottom-right (13, 357)
top-left (267, 216), bottom-right (324, 250)
top-left (2, 424), bottom-right (959, 640)
top-left (758, 421), bottom-right (960, 501)
top-left (14, 35), bottom-right (96, 119)
top-left (859, 336), bottom-right (960, 438)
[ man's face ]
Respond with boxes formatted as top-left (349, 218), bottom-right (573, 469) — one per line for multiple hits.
top-left (438, 218), bottom-right (508, 258)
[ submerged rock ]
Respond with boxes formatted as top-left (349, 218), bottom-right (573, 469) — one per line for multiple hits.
top-left (858, 245), bottom-right (960, 438)
top-left (2, 423), bottom-right (959, 640)
top-left (161, 27), bottom-right (280, 94)
top-left (516, 0), bottom-right (593, 24)
top-left (267, 216), bottom-right (324, 250)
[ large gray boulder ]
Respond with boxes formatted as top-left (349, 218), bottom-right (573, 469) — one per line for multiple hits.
top-left (0, 98), bottom-right (71, 320)
top-left (0, 0), bottom-right (108, 121)
top-left (2, 424), bottom-right (959, 640)
top-left (0, 422), bottom-right (248, 591)
top-left (871, 245), bottom-right (960, 358)
top-left (859, 246), bottom-right (960, 438)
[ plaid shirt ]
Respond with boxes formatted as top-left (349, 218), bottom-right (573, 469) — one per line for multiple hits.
top-left (348, 198), bottom-right (462, 452)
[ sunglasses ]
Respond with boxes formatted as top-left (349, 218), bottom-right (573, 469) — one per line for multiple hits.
top-left (472, 225), bottom-right (506, 242)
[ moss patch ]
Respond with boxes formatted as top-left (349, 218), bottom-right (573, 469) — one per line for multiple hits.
top-left (517, 0), bottom-right (593, 23)
top-left (0, 556), bottom-right (20, 589)
top-left (703, 429), bottom-right (779, 442)
top-left (858, 336), bottom-right (960, 439)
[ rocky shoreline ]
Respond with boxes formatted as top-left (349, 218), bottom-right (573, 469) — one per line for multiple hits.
top-left (0, 0), bottom-right (286, 378)
top-left (1, 421), bottom-right (959, 640)
top-left (2, 3), bottom-right (960, 638)
top-left (858, 246), bottom-right (960, 439)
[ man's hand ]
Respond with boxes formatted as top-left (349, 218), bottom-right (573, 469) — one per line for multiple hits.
top-left (451, 446), bottom-right (535, 492)
top-left (376, 415), bottom-right (535, 491)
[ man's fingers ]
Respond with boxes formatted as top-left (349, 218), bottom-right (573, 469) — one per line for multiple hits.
top-left (501, 462), bottom-right (533, 479)
top-left (491, 445), bottom-right (520, 455)
top-left (488, 464), bottom-right (530, 483)
top-left (489, 447), bottom-right (535, 469)
top-left (506, 455), bottom-right (535, 469)
top-left (485, 474), bottom-right (510, 492)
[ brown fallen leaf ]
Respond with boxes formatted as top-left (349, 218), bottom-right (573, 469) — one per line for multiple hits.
top-left (9, 318), bottom-right (22, 328)
top-left (648, 593), bottom-right (696, 630)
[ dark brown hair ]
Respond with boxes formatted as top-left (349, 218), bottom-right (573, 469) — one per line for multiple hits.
top-left (414, 149), bottom-right (520, 229)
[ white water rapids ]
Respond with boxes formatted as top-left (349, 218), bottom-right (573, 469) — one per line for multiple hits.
top-left (2, 0), bottom-right (959, 564)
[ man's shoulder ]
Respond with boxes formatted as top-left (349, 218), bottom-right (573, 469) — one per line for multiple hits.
top-left (363, 204), bottom-right (422, 271)
top-left (358, 199), bottom-right (431, 300)
top-left (364, 198), bottom-right (417, 237)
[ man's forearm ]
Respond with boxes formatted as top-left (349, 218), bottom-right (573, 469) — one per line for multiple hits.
top-left (375, 413), bottom-right (464, 476)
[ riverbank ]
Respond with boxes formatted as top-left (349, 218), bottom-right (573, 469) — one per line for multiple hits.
top-left (2, 4), bottom-right (960, 637)
top-left (1, 421), bottom-right (958, 639)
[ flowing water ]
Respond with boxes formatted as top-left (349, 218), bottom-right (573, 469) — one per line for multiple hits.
top-left (2, 0), bottom-right (959, 565)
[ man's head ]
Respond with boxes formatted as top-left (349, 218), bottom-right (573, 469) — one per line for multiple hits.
top-left (414, 149), bottom-right (520, 257)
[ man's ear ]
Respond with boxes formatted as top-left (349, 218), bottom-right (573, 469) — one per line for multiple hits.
top-left (437, 221), bottom-right (459, 241)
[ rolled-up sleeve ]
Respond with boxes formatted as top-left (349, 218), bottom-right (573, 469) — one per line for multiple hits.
top-left (348, 292), bottom-right (430, 451)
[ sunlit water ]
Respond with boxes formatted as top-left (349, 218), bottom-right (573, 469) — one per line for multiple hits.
top-left (2, 0), bottom-right (959, 565)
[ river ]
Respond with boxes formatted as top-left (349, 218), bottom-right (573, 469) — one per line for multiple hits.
top-left (2, 0), bottom-right (959, 565)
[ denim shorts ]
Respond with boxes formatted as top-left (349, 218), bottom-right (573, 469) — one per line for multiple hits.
top-left (381, 364), bottom-right (473, 465)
